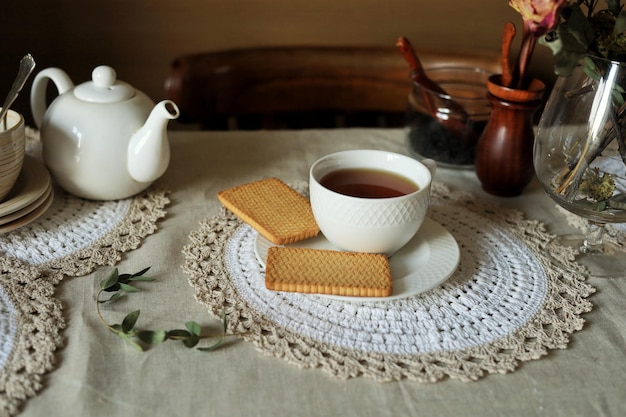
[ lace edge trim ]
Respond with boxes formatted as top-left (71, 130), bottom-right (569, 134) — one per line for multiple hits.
top-left (39, 188), bottom-right (170, 280)
top-left (181, 185), bottom-right (595, 382)
top-left (0, 257), bottom-right (65, 416)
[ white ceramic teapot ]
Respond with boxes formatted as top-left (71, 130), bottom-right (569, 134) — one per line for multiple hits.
top-left (31, 65), bottom-right (180, 200)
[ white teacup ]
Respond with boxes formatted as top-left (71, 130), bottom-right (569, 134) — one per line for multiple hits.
top-left (309, 149), bottom-right (435, 255)
top-left (0, 109), bottom-right (25, 202)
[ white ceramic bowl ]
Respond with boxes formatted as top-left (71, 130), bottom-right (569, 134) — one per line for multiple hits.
top-left (309, 149), bottom-right (435, 255)
top-left (0, 109), bottom-right (25, 202)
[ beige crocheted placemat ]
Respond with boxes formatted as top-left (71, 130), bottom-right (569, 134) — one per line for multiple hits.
top-left (0, 129), bottom-right (170, 415)
top-left (0, 257), bottom-right (64, 417)
top-left (0, 187), bottom-right (169, 415)
top-left (182, 182), bottom-right (595, 382)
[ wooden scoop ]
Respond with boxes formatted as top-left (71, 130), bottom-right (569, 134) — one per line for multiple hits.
top-left (396, 37), bottom-right (476, 142)
top-left (396, 37), bottom-right (470, 117)
top-left (396, 37), bottom-right (449, 96)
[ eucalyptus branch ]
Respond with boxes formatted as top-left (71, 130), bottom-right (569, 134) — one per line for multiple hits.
top-left (96, 267), bottom-right (237, 352)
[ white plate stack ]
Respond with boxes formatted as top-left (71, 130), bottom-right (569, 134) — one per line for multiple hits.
top-left (0, 156), bottom-right (54, 234)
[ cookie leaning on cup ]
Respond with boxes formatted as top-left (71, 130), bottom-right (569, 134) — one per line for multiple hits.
top-left (217, 177), bottom-right (319, 245)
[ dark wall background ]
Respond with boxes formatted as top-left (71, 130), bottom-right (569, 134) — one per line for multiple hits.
top-left (1, 0), bottom-right (555, 128)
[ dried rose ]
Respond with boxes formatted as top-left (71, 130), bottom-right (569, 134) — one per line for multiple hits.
top-left (508, 0), bottom-right (569, 87)
top-left (509, 0), bottom-right (569, 35)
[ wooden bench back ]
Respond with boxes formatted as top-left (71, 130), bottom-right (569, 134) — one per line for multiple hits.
top-left (165, 46), bottom-right (501, 129)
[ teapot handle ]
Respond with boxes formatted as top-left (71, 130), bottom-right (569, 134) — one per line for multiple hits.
top-left (30, 68), bottom-right (74, 128)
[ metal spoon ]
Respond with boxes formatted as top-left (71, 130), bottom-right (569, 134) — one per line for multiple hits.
top-left (0, 54), bottom-right (36, 129)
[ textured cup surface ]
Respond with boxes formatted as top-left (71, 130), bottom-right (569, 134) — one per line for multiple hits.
top-left (0, 110), bottom-right (26, 202)
top-left (309, 149), bottom-right (434, 255)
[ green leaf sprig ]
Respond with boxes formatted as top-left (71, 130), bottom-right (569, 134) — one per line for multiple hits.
top-left (540, 0), bottom-right (626, 76)
top-left (96, 267), bottom-right (231, 352)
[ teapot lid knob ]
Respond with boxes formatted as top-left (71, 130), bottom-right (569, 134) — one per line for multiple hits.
top-left (92, 66), bottom-right (117, 88)
top-left (73, 65), bottom-right (135, 103)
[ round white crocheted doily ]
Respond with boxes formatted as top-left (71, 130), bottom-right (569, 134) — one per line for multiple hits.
top-left (0, 186), bottom-right (169, 278)
top-left (183, 183), bottom-right (595, 382)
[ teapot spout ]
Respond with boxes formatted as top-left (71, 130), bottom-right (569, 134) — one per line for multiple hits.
top-left (128, 100), bottom-right (180, 183)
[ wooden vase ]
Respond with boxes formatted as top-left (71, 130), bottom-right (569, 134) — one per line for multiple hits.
top-left (475, 75), bottom-right (545, 197)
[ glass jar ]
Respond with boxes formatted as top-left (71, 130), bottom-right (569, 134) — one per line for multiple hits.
top-left (405, 66), bottom-right (492, 168)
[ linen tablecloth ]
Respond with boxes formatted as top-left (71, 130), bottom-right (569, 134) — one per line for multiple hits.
top-left (12, 129), bottom-right (626, 417)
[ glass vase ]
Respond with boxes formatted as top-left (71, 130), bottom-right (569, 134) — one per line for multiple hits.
top-left (534, 55), bottom-right (626, 278)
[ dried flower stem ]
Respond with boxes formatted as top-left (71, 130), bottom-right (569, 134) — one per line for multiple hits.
top-left (554, 105), bottom-right (626, 198)
top-left (514, 22), bottom-right (537, 89)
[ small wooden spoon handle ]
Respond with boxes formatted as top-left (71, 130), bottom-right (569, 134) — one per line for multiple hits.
top-left (501, 22), bottom-right (516, 88)
top-left (395, 37), bottom-right (448, 95)
top-left (396, 36), bottom-right (469, 119)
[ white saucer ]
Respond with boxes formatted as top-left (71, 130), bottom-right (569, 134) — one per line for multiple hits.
top-left (254, 217), bottom-right (460, 302)
top-left (0, 156), bottom-right (51, 218)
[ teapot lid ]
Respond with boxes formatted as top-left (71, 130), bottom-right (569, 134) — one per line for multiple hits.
top-left (73, 66), bottom-right (135, 103)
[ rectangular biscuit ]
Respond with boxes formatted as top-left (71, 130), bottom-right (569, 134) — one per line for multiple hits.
top-left (217, 178), bottom-right (319, 245)
top-left (265, 247), bottom-right (392, 297)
